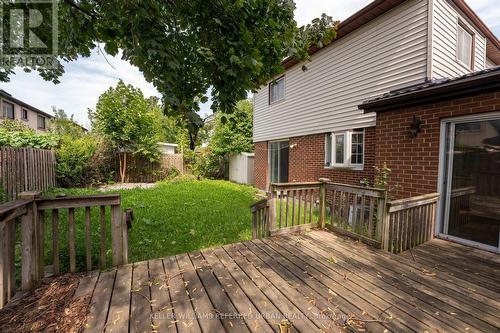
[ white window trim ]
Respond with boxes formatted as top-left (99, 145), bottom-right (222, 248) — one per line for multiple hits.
top-left (269, 76), bottom-right (285, 105)
top-left (324, 129), bottom-right (365, 170)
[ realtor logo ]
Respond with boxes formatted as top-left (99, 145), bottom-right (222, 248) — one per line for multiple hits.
top-left (0, 0), bottom-right (58, 67)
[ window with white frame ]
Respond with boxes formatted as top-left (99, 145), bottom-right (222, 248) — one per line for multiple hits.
top-left (269, 76), bottom-right (285, 104)
top-left (325, 129), bottom-right (364, 168)
top-left (457, 23), bottom-right (473, 69)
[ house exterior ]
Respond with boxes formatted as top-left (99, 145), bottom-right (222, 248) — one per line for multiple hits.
top-left (360, 67), bottom-right (500, 252)
top-left (253, 0), bottom-right (500, 191)
top-left (0, 89), bottom-right (53, 132)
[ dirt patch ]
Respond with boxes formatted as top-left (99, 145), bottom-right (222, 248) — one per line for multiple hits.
top-left (98, 182), bottom-right (157, 191)
top-left (0, 273), bottom-right (91, 333)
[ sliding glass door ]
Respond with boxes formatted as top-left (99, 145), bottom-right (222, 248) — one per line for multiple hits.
top-left (269, 141), bottom-right (289, 184)
top-left (441, 114), bottom-right (500, 251)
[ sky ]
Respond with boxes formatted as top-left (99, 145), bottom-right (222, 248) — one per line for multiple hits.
top-left (1, 0), bottom-right (499, 129)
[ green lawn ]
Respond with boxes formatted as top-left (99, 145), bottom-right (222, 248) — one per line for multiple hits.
top-left (39, 179), bottom-right (260, 272)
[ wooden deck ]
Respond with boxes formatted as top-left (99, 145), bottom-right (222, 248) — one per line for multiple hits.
top-left (76, 230), bottom-right (500, 332)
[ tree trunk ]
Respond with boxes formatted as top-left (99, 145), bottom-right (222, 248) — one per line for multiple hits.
top-left (119, 152), bottom-right (127, 183)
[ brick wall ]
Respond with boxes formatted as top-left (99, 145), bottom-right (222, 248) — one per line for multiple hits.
top-left (375, 89), bottom-right (500, 199)
top-left (253, 127), bottom-right (376, 190)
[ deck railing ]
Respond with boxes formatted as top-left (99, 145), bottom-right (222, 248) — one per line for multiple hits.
top-left (0, 192), bottom-right (129, 309)
top-left (269, 182), bottom-right (322, 236)
top-left (325, 182), bottom-right (387, 248)
top-left (251, 179), bottom-right (439, 254)
top-left (383, 193), bottom-right (439, 253)
top-left (250, 199), bottom-right (269, 239)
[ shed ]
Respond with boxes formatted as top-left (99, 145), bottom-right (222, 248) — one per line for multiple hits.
top-left (157, 142), bottom-right (178, 155)
top-left (229, 152), bottom-right (254, 185)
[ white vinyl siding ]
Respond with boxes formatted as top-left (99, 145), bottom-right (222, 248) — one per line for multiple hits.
top-left (432, 0), bottom-right (486, 78)
top-left (253, 0), bottom-right (428, 142)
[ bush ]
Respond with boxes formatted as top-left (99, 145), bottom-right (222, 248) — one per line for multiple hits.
top-left (0, 122), bottom-right (59, 149)
top-left (56, 135), bottom-right (98, 187)
top-left (164, 166), bottom-right (181, 180)
top-left (192, 148), bottom-right (228, 179)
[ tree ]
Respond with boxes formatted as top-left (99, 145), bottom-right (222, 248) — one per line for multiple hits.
top-left (210, 100), bottom-right (253, 156)
top-left (90, 80), bottom-right (163, 183)
top-left (0, 1), bottom-right (338, 138)
top-left (50, 107), bottom-right (86, 137)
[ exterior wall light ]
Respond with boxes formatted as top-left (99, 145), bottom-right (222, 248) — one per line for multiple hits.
top-left (409, 115), bottom-right (422, 138)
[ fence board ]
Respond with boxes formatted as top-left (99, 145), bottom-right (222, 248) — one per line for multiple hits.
top-left (114, 153), bottom-right (184, 183)
top-left (0, 147), bottom-right (56, 202)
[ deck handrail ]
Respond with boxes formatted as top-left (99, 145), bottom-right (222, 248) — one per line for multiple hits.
top-left (253, 180), bottom-right (440, 254)
top-left (383, 193), bottom-right (439, 253)
top-left (0, 192), bottom-right (129, 309)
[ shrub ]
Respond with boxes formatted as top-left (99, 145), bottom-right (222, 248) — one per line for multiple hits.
top-left (192, 148), bottom-right (228, 179)
top-left (56, 134), bottom-right (98, 187)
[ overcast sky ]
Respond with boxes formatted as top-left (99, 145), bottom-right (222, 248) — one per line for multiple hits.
top-left (1, 0), bottom-right (499, 129)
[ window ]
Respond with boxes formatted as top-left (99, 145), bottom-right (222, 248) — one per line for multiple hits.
top-left (457, 23), bottom-right (473, 69)
top-left (269, 76), bottom-right (285, 104)
top-left (325, 129), bottom-right (365, 168)
top-left (3, 101), bottom-right (14, 119)
top-left (22, 109), bottom-right (28, 121)
top-left (334, 133), bottom-right (345, 165)
top-left (269, 140), bottom-right (289, 183)
top-left (37, 115), bottom-right (46, 129)
top-left (351, 129), bottom-right (364, 165)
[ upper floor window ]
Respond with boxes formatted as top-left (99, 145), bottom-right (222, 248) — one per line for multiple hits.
top-left (269, 76), bottom-right (285, 104)
top-left (22, 109), bottom-right (28, 121)
top-left (325, 129), bottom-right (364, 169)
top-left (3, 101), bottom-right (14, 119)
top-left (457, 23), bottom-right (473, 69)
top-left (37, 115), bottom-right (46, 129)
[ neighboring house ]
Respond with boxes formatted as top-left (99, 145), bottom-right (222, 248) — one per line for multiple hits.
top-left (0, 89), bottom-right (53, 132)
top-left (253, 0), bottom-right (500, 191)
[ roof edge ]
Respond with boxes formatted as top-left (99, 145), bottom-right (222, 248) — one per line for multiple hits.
top-left (283, 0), bottom-right (500, 70)
top-left (359, 68), bottom-right (500, 113)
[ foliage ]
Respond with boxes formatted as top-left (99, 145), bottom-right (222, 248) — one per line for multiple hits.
top-left (90, 80), bottom-right (163, 182)
top-left (0, 186), bottom-right (6, 204)
top-left (50, 107), bottom-right (86, 137)
top-left (0, 119), bottom-right (31, 132)
top-left (0, 119), bottom-right (59, 149)
top-left (42, 179), bottom-right (259, 268)
top-left (374, 162), bottom-right (392, 190)
top-left (1, 1), bottom-right (338, 148)
top-left (191, 100), bottom-right (253, 179)
top-left (55, 134), bottom-right (98, 187)
top-left (192, 147), bottom-right (228, 179)
top-left (210, 100), bottom-right (253, 156)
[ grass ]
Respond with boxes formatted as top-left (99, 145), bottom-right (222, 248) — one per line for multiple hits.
top-left (35, 179), bottom-right (260, 273)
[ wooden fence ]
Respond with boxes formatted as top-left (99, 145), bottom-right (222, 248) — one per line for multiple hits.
top-left (0, 147), bottom-right (56, 201)
top-left (252, 179), bottom-right (439, 254)
top-left (115, 153), bottom-right (184, 183)
top-left (0, 192), bottom-right (129, 309)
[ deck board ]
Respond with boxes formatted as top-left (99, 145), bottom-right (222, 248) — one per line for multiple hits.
top-left (79, 230), bottom-right (500, 332)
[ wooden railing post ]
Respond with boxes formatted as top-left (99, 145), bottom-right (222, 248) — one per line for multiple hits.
top-left (20, 191), bottom-right (41, 290)
top-left (318, 178), bottom-right (329, 229)
top-left (268, 185), bottom-right (277, 233)
top-left (110, 204), bottom-right (124, 266)
top-left (376, 191), bottom-right (388, 242)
